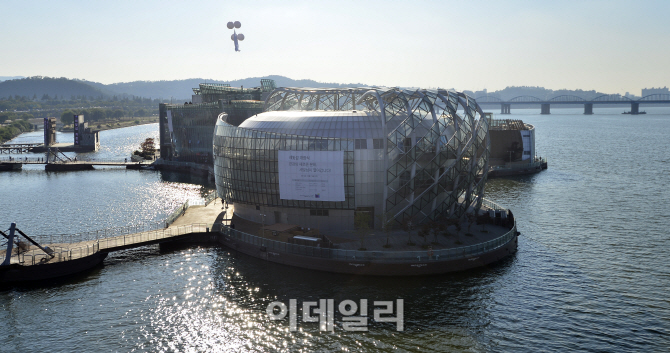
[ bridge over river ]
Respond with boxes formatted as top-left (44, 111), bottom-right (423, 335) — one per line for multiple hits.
top-left (475, 93), bottom-right (670, 114)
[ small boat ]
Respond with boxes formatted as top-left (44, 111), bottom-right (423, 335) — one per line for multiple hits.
top-left (622, 111), bottom-right (646, 115)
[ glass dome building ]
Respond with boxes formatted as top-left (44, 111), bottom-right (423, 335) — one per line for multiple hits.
top-left (213, 87), bottom-right (490, 232)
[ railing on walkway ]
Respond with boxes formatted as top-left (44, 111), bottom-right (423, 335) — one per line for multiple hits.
top-left (18, 242), bottom-right (100, 266)
top-left (30, 195), bottom-right (215, 246)
top-left (165, 201), bottom-right (190, 226)
top-left (32, 220), bottom-right (167, 245)
top-left (17, 223), bottom-right (215, 266)
top-left (97, 223), bottom-right (212, 250)
top-left (0, 156), bottom-right (154, 165)
top-left (204, 190), bottom-right (217, 206)
top-left (165, 191), bottom-right (216, 223)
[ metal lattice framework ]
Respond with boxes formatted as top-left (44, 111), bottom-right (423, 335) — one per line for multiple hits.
top-left (548, 95), bottom-right (585, 102)
top-left (196, 83), bottom-right (261, 103)
top-left (263, 87), bottom-right (490, 227)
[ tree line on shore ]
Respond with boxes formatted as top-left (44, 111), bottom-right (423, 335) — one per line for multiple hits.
top-left (0, 120), bottom-right (32, 144)
top-left (0, 106), bottom-right (155, 126)
top-left (0, 94), bottom-right (161, 119)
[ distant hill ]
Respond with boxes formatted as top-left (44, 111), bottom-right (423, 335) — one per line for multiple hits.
top-left (0, 75), bottom-right (368, 101)
top-left (100, 75), bottom-right (368, 100)
top-left (0, 76), bottom-right (106, 100)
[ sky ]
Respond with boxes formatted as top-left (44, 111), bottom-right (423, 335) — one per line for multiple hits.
top-left (2, 0), bottom-right (669, 95)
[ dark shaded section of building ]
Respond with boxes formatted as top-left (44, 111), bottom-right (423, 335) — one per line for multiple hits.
top-left (158, 79), bottom-right (275, 163)
top-left (488, 119), bottom-right (534, 166)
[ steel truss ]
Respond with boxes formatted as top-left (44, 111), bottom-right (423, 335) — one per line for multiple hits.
top-left (264, 87), bottom-right (490, 227)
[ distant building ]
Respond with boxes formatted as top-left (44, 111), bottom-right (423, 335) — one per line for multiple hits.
top-left (43, 117), bottom-right (57, 146)
top-left (641, 87), bottom-right (669, 97)
top-left (73, 114), bottom-right (99, 151)
top-left (488, 119), bottom-right (535, 164)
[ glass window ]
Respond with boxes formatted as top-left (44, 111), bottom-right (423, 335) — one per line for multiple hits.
top-left (373, 139), bottom-right (383, 149)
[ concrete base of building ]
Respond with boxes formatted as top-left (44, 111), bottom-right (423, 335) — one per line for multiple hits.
top-left (217, 230), bottom-right (518, 276)
top-left (488, 165), bottom-right (543, 178)
top-left (152, 159), bottom-right (213, 180)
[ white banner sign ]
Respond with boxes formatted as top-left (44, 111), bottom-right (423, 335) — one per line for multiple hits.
top-left (278, 151), bottom-right (345, 201)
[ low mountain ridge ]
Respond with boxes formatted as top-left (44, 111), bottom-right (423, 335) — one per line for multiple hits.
top-left (0, 75), bottom-right (367, 101)
top-left (0, 76), bottom-right (106, 100)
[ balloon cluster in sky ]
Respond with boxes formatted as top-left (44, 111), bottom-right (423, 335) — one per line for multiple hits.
top-left (227, 21), bottom-right (244, 52)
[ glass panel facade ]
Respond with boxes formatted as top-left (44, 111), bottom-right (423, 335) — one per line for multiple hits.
top-left (164, 102), bottom-right (222, 163)
top-left (214, 119), bottom-right (356, 210)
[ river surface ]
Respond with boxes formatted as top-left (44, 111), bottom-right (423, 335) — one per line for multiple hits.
top-left (0, 111), bottom-right (668, 352)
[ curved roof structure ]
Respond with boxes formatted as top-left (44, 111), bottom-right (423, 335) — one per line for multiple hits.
top-left (239, 110), bottom-right (385, 139)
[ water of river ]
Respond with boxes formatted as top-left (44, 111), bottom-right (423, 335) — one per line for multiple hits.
top-left (0, 111), bottom-right (668, 352)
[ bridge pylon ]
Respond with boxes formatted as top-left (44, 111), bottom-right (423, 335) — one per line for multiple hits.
top-left (584, 103), bottom-right (593, 115)
top-left (501, 103), bottom-right (511, 114)
top-left (631, 102), bottom-right (639, 114)
top-left (541, 104), bottom-right (550, 115)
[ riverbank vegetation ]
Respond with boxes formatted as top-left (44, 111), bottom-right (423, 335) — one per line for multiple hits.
top-left (0, 93), bottom-right (162, 133)
top-left (133, 138), bottom-right (157, 160)
top-left (0, 120), bottom-right (33, 143)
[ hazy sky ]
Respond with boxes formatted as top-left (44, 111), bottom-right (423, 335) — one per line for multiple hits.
top-left (2, 0), bottom-right (669, 94)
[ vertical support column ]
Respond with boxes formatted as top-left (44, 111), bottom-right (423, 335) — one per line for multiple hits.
top-left (158, 103), bottom-right (170, 159)
top-left (631, 102), bottom-right (639, 114)
top-left (501, 103), bottom-right (511, 114)
top-left (584, 103), bottom-right (593, 115)
top-left (2, 223), bottom-right (16, 266)
top-left (541, 104), bottom-right (551, 115)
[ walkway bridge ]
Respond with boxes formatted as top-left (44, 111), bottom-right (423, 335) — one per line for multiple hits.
top-left (8, 222), bottom-right (224, 266)
top-left (0, 155), bottom-right (154, 171)
top-left (475, 93), bottom-right (670, 114)
top-left (0, 143), bottom-right (43, 154)
top-left (1, 195), bottom-right (226, 268)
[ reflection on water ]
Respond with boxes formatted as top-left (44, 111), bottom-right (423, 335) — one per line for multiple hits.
top-left (1, 112), bottom-right (670, 352)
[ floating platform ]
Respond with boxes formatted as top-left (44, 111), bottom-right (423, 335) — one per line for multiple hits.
top-left (0, 252), bottom-right (107, 284)
top-left (217, 200), bottom-right (519, 276)
top-left (45, 163), bottom-right (95, 171)
top-left (0, 163), bottom-right (22, 171)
